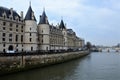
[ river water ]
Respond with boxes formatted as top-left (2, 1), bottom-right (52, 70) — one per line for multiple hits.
top-left (1, 52), bottom-right (120, 80)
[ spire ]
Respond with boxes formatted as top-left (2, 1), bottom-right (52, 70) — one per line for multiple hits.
top-left (61, 16), bottom-right (63, 20)
top-left (59, 19), bottom-right (66, 29)
top-left (24, 2), bottom-right (36, 21)
top-left (39, 8), bottom-right (49, 24)
top-left (43, 7), bottom-right (45, 12)
top-left (29, 1), bottom-right (31, 6)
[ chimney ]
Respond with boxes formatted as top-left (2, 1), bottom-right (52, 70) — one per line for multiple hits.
top-left (10, 8), bottom-right (13, 16)
top-left (20, 11), bottom-right (23, 21)
top-left (10, 8), bottom-right (13, 19)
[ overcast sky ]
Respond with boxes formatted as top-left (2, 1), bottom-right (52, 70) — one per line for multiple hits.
top-left (0, 0), bottom-right (120, 46)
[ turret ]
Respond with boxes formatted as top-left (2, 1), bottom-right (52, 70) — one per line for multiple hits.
top-left (59, 19), bottom-right (66, 30)
top-left (38, 9), bottom-right (49, 24)
top-left (59, 19), bottom-right (68, 50)
top-left (24, 3), bottom-right (38, 52)
top-left (38, 9), bottom-right (50, 51)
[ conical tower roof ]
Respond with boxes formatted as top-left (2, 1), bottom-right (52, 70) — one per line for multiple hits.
top-left (25, 4), bottom-right (36, 21)
top-left (39, 9), bottom-right (49, 24)
top-left (59, 19), bottom-right (66, 29)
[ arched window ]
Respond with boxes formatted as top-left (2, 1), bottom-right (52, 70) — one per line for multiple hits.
top-left (46, 47), bottom-right (48, 51)
top-left (8, 45), bottom-right (13, 51)
top-left (2, 12), bottom-right (6, 19)
top-left (31, 47), bottom-right (33, 51)
top-left (3, 49), bottom-right (5, 53)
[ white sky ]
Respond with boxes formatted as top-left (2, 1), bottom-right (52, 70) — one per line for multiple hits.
top-left (0, 0), bottom-right (120, 46)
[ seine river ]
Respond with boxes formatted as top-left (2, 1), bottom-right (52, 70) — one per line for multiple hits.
top-left (1, 51), bottom-right (120, 80)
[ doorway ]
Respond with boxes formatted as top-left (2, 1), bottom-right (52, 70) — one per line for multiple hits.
top-left (8, 45), bottom-right (13, 51)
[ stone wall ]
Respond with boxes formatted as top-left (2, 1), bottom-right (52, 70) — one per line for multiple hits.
top-left (0, 51), bottom-right (89, 75)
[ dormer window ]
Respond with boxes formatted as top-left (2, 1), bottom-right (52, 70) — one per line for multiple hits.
top-left (15, 16), bottom-right (19, 22)
top-left (32, 11), bottom-right (34, 20)
top-left (3, 15), bottom-right (5, 19)
top-left (2, 12), bottom-right (7, 19)
top-left (9, 16), bottom-right (13, 20)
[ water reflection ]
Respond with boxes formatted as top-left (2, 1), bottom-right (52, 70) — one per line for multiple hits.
top-left (1, 52), bottom-right (120, 80)
top-left (0, 57), bottom-right (83, 80)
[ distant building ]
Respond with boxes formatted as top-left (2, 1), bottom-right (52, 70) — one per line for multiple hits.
top-left (0, 3), bottom-right (84, 53)
top-left (116, 43), bottom-right (120, 48)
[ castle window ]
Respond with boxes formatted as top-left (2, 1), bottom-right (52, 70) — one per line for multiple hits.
top-left (21, 30), bottom-right (23, 32)
top-left (21, 35), bottom-right (23, 42)
top-left (3, 44), bottom-right (5, 47)
top-left (30, 38), bottom-right (32, 42)
top-left (2, 38), bottom-right (5, 41)
top-left (3, 22), bottom-right (6, 26)
top-left (30, 33), bottom-right (31, 36)
top-left (16, 35), bottom-right (18, 42)
top-left (3, 27), bottom-right (6, 30)
top-left (30, 28), bottom-right (31, 30)
top-left (10, 23), bottom-right (12, 27)
top-left (21, 26), bottom-right (23, 29)
top-left (9, 28), bottom-right (12, 31)
top-left (42, 39), bottom-right (43, 43)
top-left (31, 47), bottom-right (33, 51)
top-left (9, 38), bottom-right (12, 42)
top-left (16, 29), bottom-right (18, 32)
top-left (9, 34), bottom-right (12, 37)
top-left (16, 49), bottom-right (18, 52)
top-left (3, 49), bottom-right (5, 53)
top-left (16, 25), bottom-right (18, 28)
top-left (2, 33), bottom-right (6, 37)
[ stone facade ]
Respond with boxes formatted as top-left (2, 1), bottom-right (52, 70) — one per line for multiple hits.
top-left (0, 5), bottom-right (84, 53)
top-left (0, 7), bottom-right (24, 52)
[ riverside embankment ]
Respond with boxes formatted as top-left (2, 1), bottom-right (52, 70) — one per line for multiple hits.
top-left (0, 51), bottom-right (89, 75)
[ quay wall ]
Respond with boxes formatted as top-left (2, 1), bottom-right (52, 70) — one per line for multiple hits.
top-left (0, 51), bottom-right (89, 75)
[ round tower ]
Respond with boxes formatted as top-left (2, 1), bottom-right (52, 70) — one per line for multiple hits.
top-left (24, 4), bottom-right (38, 52)
top-left (38, 9), bottom-right (50, 51)
top-left (59, 19), bottom-right (68, 50)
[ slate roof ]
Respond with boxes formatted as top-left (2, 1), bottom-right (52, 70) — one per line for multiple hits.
top-left (24, 6), bottom-right (36, 21)
top-left (59, 20), bottom-right (66, 29)
top-left (39, 10), bottom-right (49, 24)
top-left (0, 6), bottom-right (21, 21)
top-left (67, 29), bottom-right (75, 35)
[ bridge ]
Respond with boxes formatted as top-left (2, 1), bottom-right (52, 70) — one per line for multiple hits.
top-left (98, 47), bottom-right (120, 53)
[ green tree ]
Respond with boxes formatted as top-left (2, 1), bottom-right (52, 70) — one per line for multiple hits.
top-left (86, 42), bottom-right (92, 50)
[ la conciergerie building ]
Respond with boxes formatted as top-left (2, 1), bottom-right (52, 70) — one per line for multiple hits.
top-left (0, 3), bottom-right (84, 53)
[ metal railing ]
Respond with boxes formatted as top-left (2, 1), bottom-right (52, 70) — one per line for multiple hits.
top-left (0, 49), bottom-right (85, 56)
